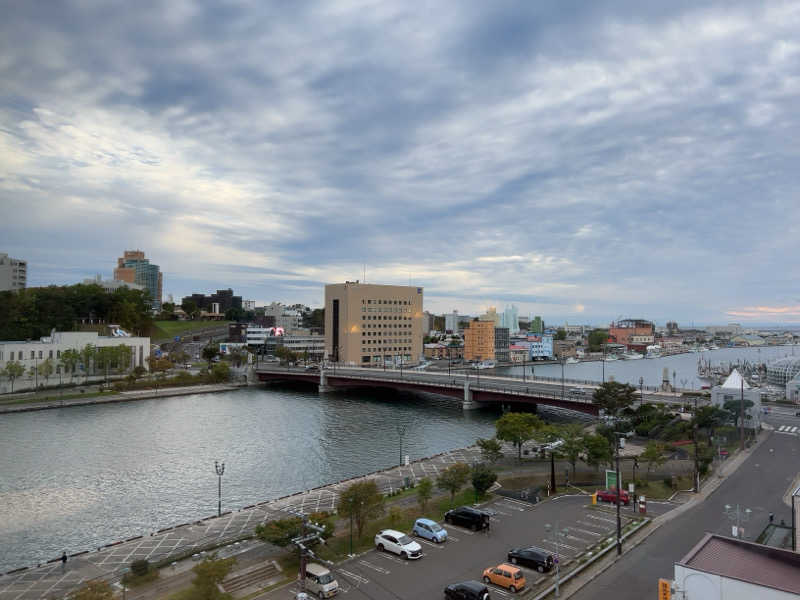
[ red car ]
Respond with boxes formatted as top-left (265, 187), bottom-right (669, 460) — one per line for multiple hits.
top-left (596, 489), bottom-right (630, 505)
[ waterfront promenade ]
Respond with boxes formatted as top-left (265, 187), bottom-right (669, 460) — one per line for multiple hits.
top-left (0, 445), bottom-right (482, 600)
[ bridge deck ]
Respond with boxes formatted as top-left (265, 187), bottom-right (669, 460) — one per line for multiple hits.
top-left (255, 367), bottom-right (599, 415)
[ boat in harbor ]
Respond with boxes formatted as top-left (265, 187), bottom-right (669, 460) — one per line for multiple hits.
top-left (476, 360), bottom-right (496, 369)
top-left (566, 357), bottom-right (580, 364)
top-left (646, 345), bottom-right (662, 358)
top-left (604, 355), bottom-right (619, 362)
top-left (622, 351), bottom-right (644, 360)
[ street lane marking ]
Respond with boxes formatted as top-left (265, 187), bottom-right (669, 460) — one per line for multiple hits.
top-left (792, 427), bottom-right (798, 433)
top-left (779, 425), bottom-right (788, 431)
top-left (358, 560), bottom-right (390, 574)
top-left (339, 569), bottom-right (369, 585)
top-left (446, 525), bottom-right (475, 535)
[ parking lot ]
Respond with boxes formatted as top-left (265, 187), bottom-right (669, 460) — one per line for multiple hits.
top-left (272, 494), bottom-right (673, 600)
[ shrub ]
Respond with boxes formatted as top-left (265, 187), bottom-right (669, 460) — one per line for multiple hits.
top-left (131, 559), bottom-right (149, 576)
top-left (255, 517), bottom-right (303, 546)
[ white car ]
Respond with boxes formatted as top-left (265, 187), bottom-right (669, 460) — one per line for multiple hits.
top-left (374, 529), bottom-right (422, 559)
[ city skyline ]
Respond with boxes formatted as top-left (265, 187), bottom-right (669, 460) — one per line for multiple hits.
top-left (2, 2), bottom-right (799, 324)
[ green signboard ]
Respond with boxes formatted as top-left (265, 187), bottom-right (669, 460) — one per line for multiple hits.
top-left (605, 469), bottom-right (617, 490)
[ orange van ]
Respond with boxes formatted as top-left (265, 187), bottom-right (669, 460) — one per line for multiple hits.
top-left (482, 563), bottom-right (526, 593)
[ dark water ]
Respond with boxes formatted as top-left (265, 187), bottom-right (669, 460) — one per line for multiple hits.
top-left (496, 345), bottom-right (799, 388)
top-left (0, 385), bottom-right (504, 572)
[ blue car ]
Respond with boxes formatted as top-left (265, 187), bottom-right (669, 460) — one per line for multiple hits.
top-left (412, 518), bottom-right (447, 543)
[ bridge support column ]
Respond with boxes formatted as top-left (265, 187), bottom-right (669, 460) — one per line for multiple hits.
top-left (319, 369), bottom-right (334, 393)
top-left (462, 380), bottom-right (485, 410)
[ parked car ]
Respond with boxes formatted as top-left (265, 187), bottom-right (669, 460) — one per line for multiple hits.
top-left (444, 506), bottom-right (490, 531)
top-left (374, 529), bottom-right (422, 559)
top-left (507, 547), bottom-right (554, 573)
top-left (304, 364), bottom-right (319, 372)
top-left (596, 488), bottom-right (630, 505)
top-left (412, 518), bottom-right (447, 543)
top-left (482, 564), bottom-right (525, 592)
top-left (444, 581), bottom-right (490, 600)
top-left (303, 562), bottom-right (339, 598)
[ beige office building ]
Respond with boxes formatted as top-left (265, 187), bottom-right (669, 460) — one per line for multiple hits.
top-left (464, 319), bottom-right (495, 361)
top-left (325, 281), bottom-right (424, 366)
top-left (0, 253), bottom-right (27, 291)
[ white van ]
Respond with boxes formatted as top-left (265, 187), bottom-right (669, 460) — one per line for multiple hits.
top-left (304, 563), bottom-right (339, 598)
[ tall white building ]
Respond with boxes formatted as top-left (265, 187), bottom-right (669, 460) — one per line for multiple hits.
top-left (0, 253), bottom-right (27, 291)
top-left (445, 310), bottom-right (459, 333)
top-left (82, 275), bottom-right (144, 293)
top-left (502, 305), bottom-right (519, 334)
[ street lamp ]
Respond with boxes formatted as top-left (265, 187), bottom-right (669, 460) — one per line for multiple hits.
top-left (614, 433), bottom-right (625, 555)
top-left (214, 460), bottom-right (225, 516)
top-left (639, 377), bottom-right (644, 406)
top-left (560, 356), bottom-right (566, 402)
top-left (544, 523), bottom-right (569, 597)
top-left (724, 504), bottom-right (752, 538)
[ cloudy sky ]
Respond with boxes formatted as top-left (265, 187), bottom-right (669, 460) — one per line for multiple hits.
top-left (2, 1), bottom-right (799, 325)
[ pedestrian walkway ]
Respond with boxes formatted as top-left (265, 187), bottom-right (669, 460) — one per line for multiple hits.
top-left (0, 446), bottom-right (483, 600)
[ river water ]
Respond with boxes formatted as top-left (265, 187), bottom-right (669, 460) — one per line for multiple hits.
top-left (1, 344), bottom-right (796, 572)
top-left (0, 386), bottom-right (500, 572)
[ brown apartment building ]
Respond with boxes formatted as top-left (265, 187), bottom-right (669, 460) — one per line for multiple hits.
top-left (464, 319), bottom-right (495, 361)
top-left (324, 281), bottom-right (424, 366)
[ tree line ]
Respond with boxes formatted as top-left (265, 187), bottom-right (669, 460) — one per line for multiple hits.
top-left (0, 284), bottom-right (153, 341)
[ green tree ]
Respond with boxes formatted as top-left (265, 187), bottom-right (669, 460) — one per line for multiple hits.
top-left (416, 477), bottom-right (433, 511)
top-left (584, 434), bottom-right (613, 471)
top-left (555, 328), bottom-right (567, 341)
top-left (476, 437), bottom-right (503, 464)
top-left (555, 423), bottom-right (586, 480)
top-left (255, 517), bottom-right (303, 546)
top-left (60, 349), bottom-right (80, 383)
top-left (38, 358), bottom-right (55, 388)
top-left (692, 405), bottom-right (730, 442)
top-left (80, 344), bottom-right (96, 382)
top-left (723, 398), bottom-right (754, 429)
top-left (69, 580), bottom-right (114, 600)
top-left (592, 381), bottom-right (637, 418)
top-left (210, 361), bottom-right (231, 383)
top-left (189, 553), bottom-right (236, 600)
top-left (202, 344), bottom-right (219, 369)
top-left (437, 462), bottom-right (471, 505)
top-left (495, 412), bottom-right (543, 462)
top-left (337, 480), bottom-right (385, 538)
top-left (587, 329), bottom-right (609, 352)
top-left (181, 299), bottom-right (199, 320)
top-left (641, 441), bottom-right (667, 476)
top-left (471, 463), bottom-right (497, 501)
top-left (2, 360), bottom-right (25, 392)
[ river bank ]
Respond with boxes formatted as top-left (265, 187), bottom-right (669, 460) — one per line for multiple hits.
top-left (0, 383), bottom-right (246, 414)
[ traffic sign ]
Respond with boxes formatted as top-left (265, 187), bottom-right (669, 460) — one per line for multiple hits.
top-left (658, 578), bottom-right (671, 600)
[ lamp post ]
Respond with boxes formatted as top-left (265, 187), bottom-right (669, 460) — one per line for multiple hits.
top-left (724, 504), bottom-right (752, 538)
top-left (632, 457), bottom-right (638, 513)
top-left (639, 376), bottom-right (644, 406)
top-left (544, 523), bottom-right (569, 597)
top-left (560, 356), bottom-right (565, 402)
top-left (602, 343), bottom-right (606, 384)
top-left (214, 460), bottom-right (225, 516)
top-left (614, 433), bottom-right (625, 555)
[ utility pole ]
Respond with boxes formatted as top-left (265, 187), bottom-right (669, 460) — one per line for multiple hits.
top-left (291, 513), bottom-right (328, 594)
top-left (693, 396), bottom-right (700, 492)
top-left (632, 457), bottom-right (638, 513)
top-left (740, 378), bottom-right (745, 452)
top-left (550, 448), bottom-right (557, 494)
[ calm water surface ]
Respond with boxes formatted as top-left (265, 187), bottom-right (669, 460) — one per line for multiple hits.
top-left (0, 385), bottom-right (502, 572)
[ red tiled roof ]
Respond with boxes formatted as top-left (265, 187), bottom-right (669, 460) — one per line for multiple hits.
top-left (679, 533), bottom-right (800, 595)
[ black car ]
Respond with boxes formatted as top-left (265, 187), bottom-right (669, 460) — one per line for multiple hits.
top-left (444, 581), bottom-right (490, 600)
top-left (507, 546), bottom-right (554, 573)
top-left (444, 506), bottom-right (490, 531)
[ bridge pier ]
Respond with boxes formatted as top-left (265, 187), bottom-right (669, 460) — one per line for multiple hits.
top-left (319, 369), bottom-right (334, 393)
top-left (462, 380), bottom-right (485, 410)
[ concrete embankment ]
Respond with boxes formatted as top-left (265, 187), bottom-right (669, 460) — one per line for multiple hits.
top-left (0, 383), bottom-right (245, 414)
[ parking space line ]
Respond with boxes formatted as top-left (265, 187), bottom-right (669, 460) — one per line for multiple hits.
top-left (499, 497), bottom-right (530, 508)
top-left (496, 502), bottom-right (525, 512)
top-left (540, 538), bottom-right (580, 552)
top-left (358, 560), bottom-right (390, 574)
top-left (571, 526), bottom-right (602, 537)
top-left (338, 569), bottom-right (369, 585)
top-left (586, 514), bottom-right (616, 524)
top-left (446, 535), bottom-right (461, 542)
top-left (376, 552), bottom-right (412, 565)
top-left (446, 525), bottom-right (475, 535)
top-left (491, 509), bottom-right (512, 516)
top-left (415, 538), bottom-right (445, 549)
top-left (486, 585), bottom-right (513, 598)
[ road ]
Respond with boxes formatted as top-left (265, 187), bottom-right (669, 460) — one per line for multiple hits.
top-left (571, 429), bottom-right (799, 600)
